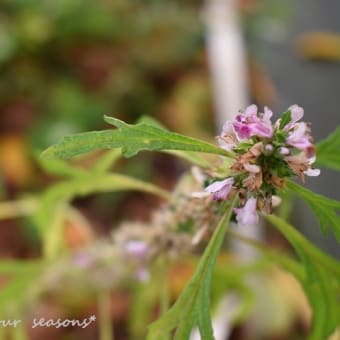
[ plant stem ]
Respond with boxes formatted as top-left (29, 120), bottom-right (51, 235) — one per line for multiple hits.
top-left (98, 290), bottom-right (114, 340)
top-left (160, 257), bottom-right (169, 316)
top-left (159, 256), bottom-right (170, 340)
top-left (0, 198), bottom-right (37, 220)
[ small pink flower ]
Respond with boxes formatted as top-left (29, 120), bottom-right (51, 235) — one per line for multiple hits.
top-left (245, 104), bottom-right (258, 116)
top-left (286, 122), bottom-right (312, 150)
top-left (217, 121), bottom-right (238, 151)
top-left (233, 105), bottom-right (273, 140)
top-left (205, 177), bottom-right (234, 201)
top-left (284, 105), bottom-right (304, 131)
top-left (135, 268), bottom-right (150, 282)
top-left (234, 197), bottom-right (259, 225)
top-left (250, 106), bottom-right (274, 138)
top-left (125, 240), bottom-right (148, 257)
top-left (73, 251), bottom-right (93, 269)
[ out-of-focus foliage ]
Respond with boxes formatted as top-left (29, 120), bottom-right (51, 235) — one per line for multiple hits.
top-left (40, 115), bottom-right (340, 340)
top-left (0, 0), bottom-right (206, 151)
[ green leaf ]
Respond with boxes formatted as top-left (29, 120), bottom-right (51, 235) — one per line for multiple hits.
top-left (316, 127), bottom-right (340, 171)
top-left (279, 110), bottom-right (292, 129)
top-left (0, 262), bottom-right (45, 316)
top-left (41, 116), bottom-right (233, 160)
top-left (92, 149), bottom-right (122, 174)
top-left (137, 115), bottom-right (212, 168)
top-left (147, 199), bottom-right (236, 340)
top-left (0, 260), bottom-right (43, 274)
top-left (266, 214), bottom-right (340, 340)
top-left (287, 180), bottom-right (340, 241)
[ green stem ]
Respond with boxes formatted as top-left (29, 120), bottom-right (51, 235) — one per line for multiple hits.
top-left (0, 198), bottom-right (37, 220)
top-left (98, 290), bottom-right (114, 340)
top-left (160, 257), bottom-right (169, 317)
top-left (159, 256), bottom-right (170, 340)
top-left (11, 322), bottom-right (28, 340)
top-left (43, 203), bottom-right (67, 260)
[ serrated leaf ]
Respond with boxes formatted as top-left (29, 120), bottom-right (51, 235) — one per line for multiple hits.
top-left (147, 199), bottom-right (235, 340)
top-left (287, 180), bottom-right (340, 241)
top-left (41, 116), bottom-right (232, 160)
top-left (316, 127), bottom-right (340, 171)
top-left (266, 214), bottom-right (340, 340)
top-left (104, 116), bottom-right (232, 158)
top-left (137, 116), bottom-right (212, 168)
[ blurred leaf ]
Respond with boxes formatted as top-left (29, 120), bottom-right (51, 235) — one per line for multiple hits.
top-left (34, 173), bottom-right (170, 245)
top-left (266, 214), bottom-right (340, 340)
top-left (147, 199), bottom-right (235, 340)
top-left (316, 127), bottom-right (340, 171)
top-left (41, 116), bottom-right (232, 160)
top-left (0, 261), bottom-right (44, 316)
top-left (0, 259), bottom-right (43, 274)
top-left (44, 202), bottom-right (67, 259)
top-left (37, 156), bottom-right (88, 178)
top-left (287, 180), bottom-right (340, 241)
top-left (92, 149), bottom-right (122, 174)
top-left (129, 281), bottom-right (160, 339)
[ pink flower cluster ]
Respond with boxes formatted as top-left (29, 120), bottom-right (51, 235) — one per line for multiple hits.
top-left (205, 104), bottom-right (319, 225)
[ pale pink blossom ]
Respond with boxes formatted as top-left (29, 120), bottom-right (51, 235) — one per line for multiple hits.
top-left (72, 251), bottom-right (93, 269)
top-left (135, 268), bottom-right (150, 282)
top-left (217, 121), bottom-right (238, 151)
top-left (245, 104), bottom-right (258, 116)
top-left (284, 104), bottom-right (304, 131)
top-left (205, 177), bottom-right (234, 201)
top-left (125, 240), bottom-right (148, 257)
top-left (234, 197), bottom-right (259, 225)
top-left (286, 122), bottom-right (312, 150)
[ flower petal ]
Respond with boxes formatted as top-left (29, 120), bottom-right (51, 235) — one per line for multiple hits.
top-left (245, 104), bottom-right (258, 116)
top-left (304, 168), bottom-right (320, 177)
top-left (244, 162), bottom-right (261, 173)
top-left (205, 177), bottom-right (234, 201)
top-left (234, 197), bottom-right (259, 225)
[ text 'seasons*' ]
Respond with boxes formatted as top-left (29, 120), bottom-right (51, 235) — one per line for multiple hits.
top-left (0, 315), bottom-right (96, 329)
